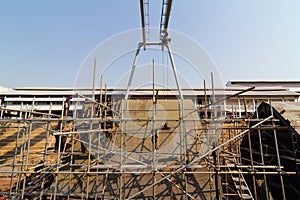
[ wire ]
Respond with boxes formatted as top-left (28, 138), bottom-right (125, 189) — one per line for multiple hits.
top-left (162, 49), bottom-right (165, 92)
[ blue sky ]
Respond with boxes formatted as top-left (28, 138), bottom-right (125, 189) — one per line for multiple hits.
top-left (0, 1), bottom-right (300, 88)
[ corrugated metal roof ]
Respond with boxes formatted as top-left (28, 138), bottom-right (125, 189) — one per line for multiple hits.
top-left (271, 102), bottom-right (300, 133)
top-left (4, 97), bottom-right (85, 102)
top-left (0, 85), bottom-right (13, 92)
top-left (0, 87), bottom-right (299, 98)
top-left (227, 80), bottom-right (300, 88)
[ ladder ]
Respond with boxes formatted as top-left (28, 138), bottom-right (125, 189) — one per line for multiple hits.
top-left (228, 166), bottom-right (254, 200)
top-left (291, 131), bottom-right (300, 175)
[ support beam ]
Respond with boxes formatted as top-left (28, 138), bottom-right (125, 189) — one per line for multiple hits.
top-left (164, 40), bottom-right (183, 100)
top-left (160, 0), bottom-right (173, 39)
top-left (139, 0), bottom-right (146, 50)
top-left (125, 42), bottom-right (143, 100)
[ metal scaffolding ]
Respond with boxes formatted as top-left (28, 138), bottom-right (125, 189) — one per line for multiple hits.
top-left (1, 90), bottom-right (299, 199)
top-left (0, 1), bottom-right (299, 199)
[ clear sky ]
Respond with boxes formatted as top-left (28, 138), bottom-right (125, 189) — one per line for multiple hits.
top-left (0, 0), bottom-right (300, 88)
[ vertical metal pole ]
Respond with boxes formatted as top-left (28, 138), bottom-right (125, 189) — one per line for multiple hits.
top-left (231, 102), bottom-right (234, 119)
top-left (247, 123), bottom-right (258, 199)
top-left (213, 148), bottom-right (219, 200)
top-left (81, 173), bottom-right (85, 199)
top-left (103, 84), bottom-right (108, 163)
top-left (204, 80), bottom-right (208, 119)
top-left (61, 99), bottom-right (65, 118)
top-left (125, 43), bottom-right (143, 100)
top-left (21, 119), bottom-right (33, 199)
top-left (68, 119), bottom-right (76, 200)
top-left (223, 100), bottom-right (226, 118)
top-left (120, 99), bottom-right (124, 199)
top-left (153, 59), bottom-right (155, 103)
top-left (255, 102), bottom-right (270, 199)
top-left (96, 126), bottom-right (100, 199)
top-left (152, 59), bottom-right (156, 199)
top-left (86, 95), bottom-right (94, 199)
top-left (100, 75), bottom-right (103, 107)
top-left (211, 72), bottom-right (216, 118)
top-left (243, 97), bottom-right (247, 118)
top-left (182, 100), bottom-right (187, 200)
top-left (92, 57), bottom-right (96, 100)
top-left (40, 102), bottom-right (52, 199)
top-left (257, 128), bottom-right (270, 199)
top-left (0, 99), bottom-right (3, 118)
top-left (238, 98), bottom-right (241, 118)
top-left (105, 84), bottom-right (107, 106)
top-left (86, 132), bottom-right (91, 199)
top-left (234, 121), bottom-right (239, 162)
top-left (273, 127), bottom-right (286, 200)
top-left (17, 105), bottom-right (27, 195)
top-left (152, 171), bottom-right (156, 199)
top-left (176, 99), bottom-right (183, 197)
top-left (19, 102), bottom-right (23, 118)
top-left (10, 119), bottom-right (21, 197)
top-left (210, 72), bottom-right (219, 198)
top-left (45, 101), bottom-right (52, 161)
top-left (270, 102), bottom-right (286, 200)
top-left (99, 75), bottom-right (104, 171)
top-left (54, 100), bottom-right (64, 199)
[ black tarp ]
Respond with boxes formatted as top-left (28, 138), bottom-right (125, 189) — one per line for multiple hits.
top-left (241, 102), bottom-right (300, 199)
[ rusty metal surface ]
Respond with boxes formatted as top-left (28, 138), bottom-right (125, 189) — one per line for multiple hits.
top-left (271, 102), bottom-right (300, 133)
